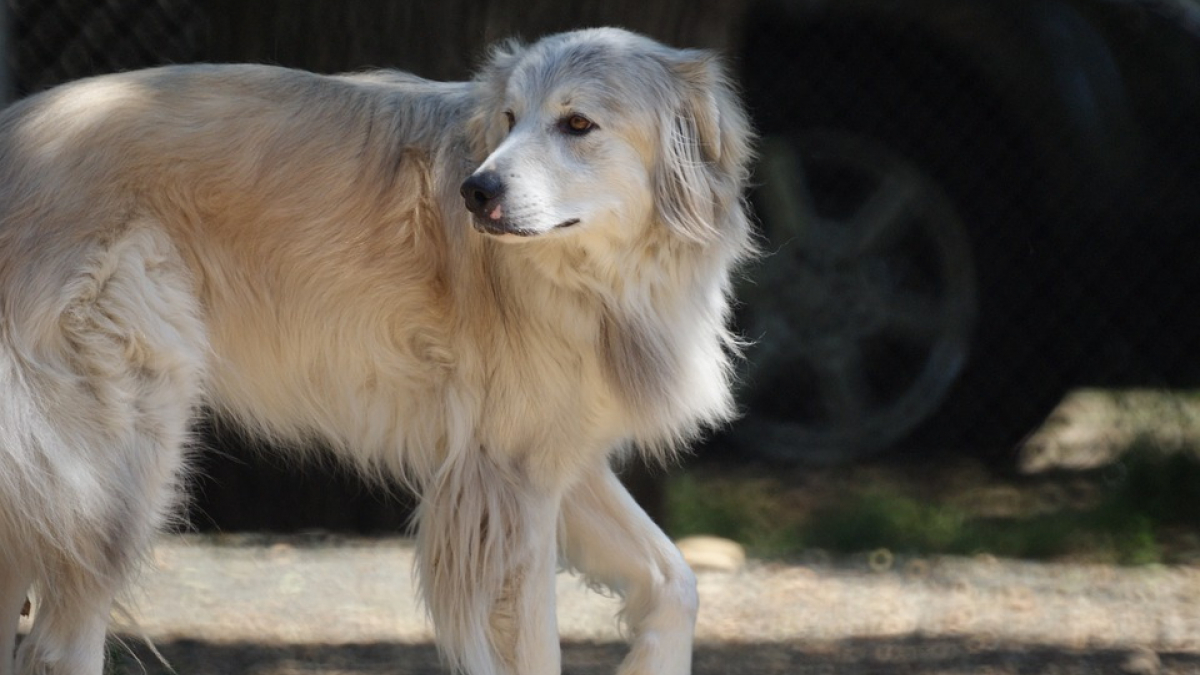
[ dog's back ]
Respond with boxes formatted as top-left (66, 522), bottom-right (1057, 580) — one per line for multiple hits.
top-left (1, 65), bottom-right (477, 439)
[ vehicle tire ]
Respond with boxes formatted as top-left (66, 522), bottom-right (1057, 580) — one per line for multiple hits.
top-left (732, 130), bottom-right (978, 464)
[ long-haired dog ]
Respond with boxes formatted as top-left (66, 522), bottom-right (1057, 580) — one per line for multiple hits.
top-left (0, 27), bottom-right (754, 675)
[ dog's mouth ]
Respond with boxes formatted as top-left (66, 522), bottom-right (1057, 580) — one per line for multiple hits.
top-left (472, 216), bottom-right (536, 237)
top-left (472, 217), bottom-right (581, 237)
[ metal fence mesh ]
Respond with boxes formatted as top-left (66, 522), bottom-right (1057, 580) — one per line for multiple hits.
top-left (5, 0), bottom-right (1199, 527)
top-left (10, 0), bottom-right (204, 95)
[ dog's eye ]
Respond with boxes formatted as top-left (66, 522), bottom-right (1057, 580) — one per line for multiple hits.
top-left (559, 114), bottom-right (596, 136)
top-left (504, 110), bottom-right (515, 131)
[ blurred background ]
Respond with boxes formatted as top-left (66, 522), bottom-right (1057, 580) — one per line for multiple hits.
top-left (7, 0), bottom-right (1200, 563)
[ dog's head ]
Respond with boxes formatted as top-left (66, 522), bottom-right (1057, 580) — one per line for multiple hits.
top-left (463, 28), bottom-right (753, 249)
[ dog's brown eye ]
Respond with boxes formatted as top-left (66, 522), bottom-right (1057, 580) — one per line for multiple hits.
top-left (560, 114), bottom-right (596, 136)
top-left (503, 111), bottom-right (516, 131)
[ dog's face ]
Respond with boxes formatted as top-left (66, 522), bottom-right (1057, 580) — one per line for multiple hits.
top-left (460, 68), bottom-right (654, 240)
top-left (462, 28), bottom-right (753, 247)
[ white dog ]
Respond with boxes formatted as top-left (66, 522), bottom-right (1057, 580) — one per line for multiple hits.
top-left (0, 27), bottom-right (754, 675)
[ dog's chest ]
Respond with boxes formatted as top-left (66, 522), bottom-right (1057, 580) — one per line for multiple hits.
top-left (470, 311), bottom-right (629, 458)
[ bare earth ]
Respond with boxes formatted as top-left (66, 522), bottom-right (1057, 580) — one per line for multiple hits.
top-left (49, 534), bottom-right (1200, 674)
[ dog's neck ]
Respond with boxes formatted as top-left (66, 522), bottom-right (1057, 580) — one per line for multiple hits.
top-left (472, 226), bottom-right (742, 458)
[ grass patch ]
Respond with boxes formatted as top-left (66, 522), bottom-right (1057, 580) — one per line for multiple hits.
top-left (667, 472), bottom-right (804, 557)
top-left (802, 490), bottom-right (1161, 564)
top-left (666, 445), bottom-right (1200, 564)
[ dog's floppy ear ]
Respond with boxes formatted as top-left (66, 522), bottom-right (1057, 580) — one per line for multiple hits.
top-left (654, 49), bottom-right (755, 246)
top-left (467, 39), bottom-right (526, 160)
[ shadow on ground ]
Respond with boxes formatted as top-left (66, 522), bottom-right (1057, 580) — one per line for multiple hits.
top-left (110, 636), bottom-right (1200, 674)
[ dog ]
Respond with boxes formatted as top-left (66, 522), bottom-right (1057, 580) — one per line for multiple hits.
top-left (0, 27), bottom-right (754, 675)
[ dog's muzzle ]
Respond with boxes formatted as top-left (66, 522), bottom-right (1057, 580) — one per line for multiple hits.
top-left (461, 171), bottom-right (505, 220)
top-left (460, 171), bottom-right (579, 236)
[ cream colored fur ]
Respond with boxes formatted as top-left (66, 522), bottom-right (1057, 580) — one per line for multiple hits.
top-left (0, 28), bottom-right (754, 675)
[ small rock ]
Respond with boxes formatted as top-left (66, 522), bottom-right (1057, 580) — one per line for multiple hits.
top-left (1122, 646), bottom-right (1161, 675)
top-left (676, 536), bottom-right (745, 573)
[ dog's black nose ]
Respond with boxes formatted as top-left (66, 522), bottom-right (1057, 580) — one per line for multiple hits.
top-left (460, 171), bottom-right (505, 217)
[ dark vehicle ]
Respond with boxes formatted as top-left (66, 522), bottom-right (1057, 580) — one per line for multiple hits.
top-left (726, 0), bottom-right (1200, 463)
top-left (12, 0), bottom-right (1197, 529)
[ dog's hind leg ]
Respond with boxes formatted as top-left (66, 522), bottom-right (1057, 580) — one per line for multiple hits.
top-left (7, 225), bottom-right (206, 675)
top-left (16, 590), bottom-right (111, 675)
top-left (0, 562), bottom-right (31, 675)
top-left (560, 463), bottom-right (698, 675)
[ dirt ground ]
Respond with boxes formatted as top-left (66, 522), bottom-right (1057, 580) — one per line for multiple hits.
top-left (82, 534), bottom-right (1200, 675)
top-left (110, 639), bottom-right (1200, 675)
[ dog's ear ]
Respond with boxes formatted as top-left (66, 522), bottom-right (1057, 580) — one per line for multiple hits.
top-left (467, 39), bottom-right (526, 159)
top-left (654, 49), bottom-right (755, 246)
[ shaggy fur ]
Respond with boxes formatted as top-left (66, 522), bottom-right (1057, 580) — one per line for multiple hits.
top-left (0, 27), bottom-right (754, 675)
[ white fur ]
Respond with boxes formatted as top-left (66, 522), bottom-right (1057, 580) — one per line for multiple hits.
top-left (0, 28), bottom-right (754, 675)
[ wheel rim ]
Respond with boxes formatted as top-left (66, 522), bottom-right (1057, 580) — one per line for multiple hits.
top-left (737, 131), bottom-right (978, 463)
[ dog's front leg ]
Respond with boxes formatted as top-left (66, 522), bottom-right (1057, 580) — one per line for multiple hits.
top-left (561, 463), bottom-right (698, 675)
top-left (417, 451), bottom-right (562, 675)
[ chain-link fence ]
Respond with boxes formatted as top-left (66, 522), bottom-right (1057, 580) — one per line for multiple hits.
top-left (9, 0), bottom-right (203, 97)
top-left (5, 0), bottom-right (1199, 528)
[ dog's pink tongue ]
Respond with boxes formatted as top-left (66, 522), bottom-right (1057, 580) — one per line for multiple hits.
top-left (489, 205), bottom-right (503, 220)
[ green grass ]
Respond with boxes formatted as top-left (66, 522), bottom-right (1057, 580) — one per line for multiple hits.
top-left (666, 444), bottom-right (1200, 565)
top-left (666, 472), bottom-right (805, 556)
top-left (799, 490), bottom-right (1161, 564)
